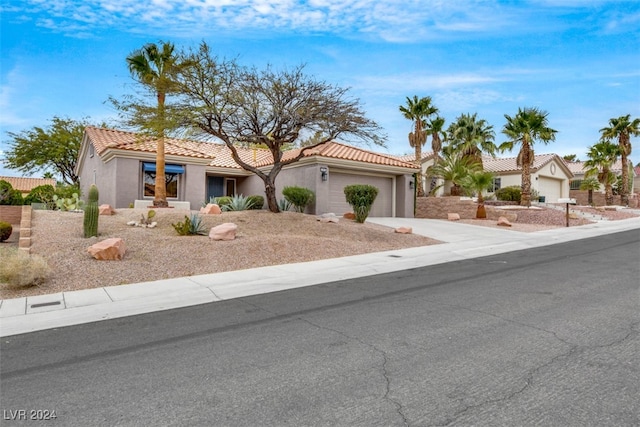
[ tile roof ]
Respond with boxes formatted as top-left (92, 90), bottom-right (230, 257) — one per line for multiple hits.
top-left (482, 153), bottom-right (559, 173)
top-left (85, 127), bottom-right (418, 170)
top-left (0, 176), bottom-right (56, 192)
top-left (389, 151), bottom-right (436, 164)
top-left (564, 160), bottom-right (625, 175)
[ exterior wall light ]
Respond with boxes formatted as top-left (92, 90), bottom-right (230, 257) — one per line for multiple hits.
top-left (409, 179), bottom-right (414, 190)
top-left (320, 166), bottom-right (328, 181)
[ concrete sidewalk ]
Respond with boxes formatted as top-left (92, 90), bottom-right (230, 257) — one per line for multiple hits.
top-left (1, 216), bottom-right (639, 337)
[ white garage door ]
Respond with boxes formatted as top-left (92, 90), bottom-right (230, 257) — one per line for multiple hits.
top-left (538, 177), bottom-right (562, 203)
top-left (329, 172), bottom-right (393, 217)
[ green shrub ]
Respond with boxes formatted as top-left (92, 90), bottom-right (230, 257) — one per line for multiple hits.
top-left (0, 180), bottom-right (23, 206)
top-left (172, 213), bottom-right (207, 236)
top-left (0, 247), bottom-right (50, 288)
top-left (214, 196), bottom-right (232, 208)
top-left (344, 184), bottom-right (378, 223)
top-left (495, 186), bottom-right (521, 202)
top-left (0, 221), bottom-right (12, 242)
top-left (24, 184), bottom-right (56, 209)
top-left (282, 186), bottom-right (315, 213)
top-left (55, 184), bottom-right (81, 200)
top-left (222, 194), bottom-right (254, 211)
top-left (247, 195), bottom-right (264, 210)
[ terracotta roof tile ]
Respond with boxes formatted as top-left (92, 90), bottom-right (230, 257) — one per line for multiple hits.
top-left (282, 141), bottom-right (418, 168)
top-left (0, 176), bottom-right (56, 192)
top-left (564, 160), bottom-right (625, 175)
top-left (482, 153), bottom-right (558, 173)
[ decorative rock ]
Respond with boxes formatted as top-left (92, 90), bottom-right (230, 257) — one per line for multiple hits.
top-left (99, 204), bottom-right (115, 215)
top-left (209, 223), bottom-right (238, 240)
top-left (448, 213), bottom-right (461, 221)
top-left (497, 216), bottom-right (512, 227)
top-left (317, 213), bottom-right (339, 223)
top-left (569, 212), bottom-right (580, 219)
top-left (87, 238), bottom-right (126, 260)
top-left (200, 203), bottom-right (222, 215)
top-left (395, 227), bottom-right (412, 234)
top-left (343, 212), bottom-right (356, 220)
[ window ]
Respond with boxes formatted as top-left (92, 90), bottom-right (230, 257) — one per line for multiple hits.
top-left (488, 177), bottom-right (501, 193)
top-left (89, 144), bottom-right (95, 158)
top-left (142, 163), bottom-right (184, 199)
top-left (570, 180), bottom-right (582, 190)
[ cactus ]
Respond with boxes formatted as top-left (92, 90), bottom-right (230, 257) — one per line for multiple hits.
top-left (83, 184), bottom-right (99, 237)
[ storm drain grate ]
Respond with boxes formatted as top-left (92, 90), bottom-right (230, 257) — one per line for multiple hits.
top-left (31, 301), bottom-right (62, 309)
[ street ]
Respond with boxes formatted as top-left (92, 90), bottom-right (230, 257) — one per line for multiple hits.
top-left (1, 230), bottom-right (639, 426)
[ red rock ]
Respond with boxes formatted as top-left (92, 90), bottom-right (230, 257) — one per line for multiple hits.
top-left (395, 227), bottom-right (412, 234)
top-left (497, 216), bottom-right (512, 227)
top-left (87, 238), bottom-right (126, 260)
top-left (209, 223), bottom-right (237, 240)
top-left (200, 204), bottom-right (222, 214)
top-left (448, 213), bottom-right (460, 221)
top-left (99, 204), bottom-right (115, 215)
top-left (343, 212), bottom-right (356, 220)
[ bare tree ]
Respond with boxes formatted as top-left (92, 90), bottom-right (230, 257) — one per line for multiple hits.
top-left (173, 42), bottom-right (386, 212)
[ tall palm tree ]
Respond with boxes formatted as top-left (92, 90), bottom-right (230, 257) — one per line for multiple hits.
top-left (426, 115), bottom-right (446, 193)
top-left (127, 41), bottom-right (180, 208)
top-left (500, 107), bottom-right (557, 207)
top-left (599, 114), bottom-right (640, 206)
top-left (447, 113), bottom-right (497, 168)
top-left (399, 96), bottom-right (438, 196)
top-left (583, 141), bottom-right (621, 206)
top-left (462, 170), bottom-right (495, 218)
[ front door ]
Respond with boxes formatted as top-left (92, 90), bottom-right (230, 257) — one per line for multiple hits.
top-left (207, 176), bottom-right (224, 201)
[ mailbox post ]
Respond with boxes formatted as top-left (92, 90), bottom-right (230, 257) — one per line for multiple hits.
top-left (557, 198), bottom-right (577, 227)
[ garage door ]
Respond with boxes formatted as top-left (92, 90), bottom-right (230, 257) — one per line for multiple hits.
top-left (538, 177), bottom-right (562, 203)
top-left (329, 172), bottom-right (393, 217)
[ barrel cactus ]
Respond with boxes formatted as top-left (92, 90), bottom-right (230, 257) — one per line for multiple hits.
top-left (83, 184), bottom-right (99, 238)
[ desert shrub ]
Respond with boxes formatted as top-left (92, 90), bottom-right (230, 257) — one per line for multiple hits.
top-left (0, 221), bottom-right (12, 242)
top-left (247, 195), bottom-right (264, 210)
top-left (55, 184), bottom-right (81, 199)
top-left (282, 186), bottom-right (315, 213)
top-left (24, 184), bottom-right (56, 209)
top-left (214, 196), bottom-right (232, 208)
top-left (277, 198), bottom-right (292, 212)
top-left (0, 247), bottom-right (50, 288)
top-left (344, 184), bottom-right (378, 223)
top-left (172, 213), bottom-right (207, 236)
top-left (495, 186), bottom-right (521, 202)
top-left (222, 194), bottom-right (254, 211)
top-left (0, 181), bottom-right (23, 206)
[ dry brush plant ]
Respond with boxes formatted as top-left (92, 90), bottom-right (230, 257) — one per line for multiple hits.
top-left (0, 247), bottom-right (50, 288)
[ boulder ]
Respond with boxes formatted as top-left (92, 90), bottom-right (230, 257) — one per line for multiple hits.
top-left (99, 204), bottom-right (115, 215)
top-left (395, 227), bottom-right (412, 234)
top-left (497, 216), bottom-right (512, 227)
top-left (317, 213), bottom-right (339, 223)
top-left (343, 212), bottom-right (356, 220)
top-left (200, 203), bottom-right (222, 215)
top-left (87, 238), bottom-right (126, 260)
top-left (209, 223), bottom-right (238, 240)
top-left (448, 213), bottom-right (460, 221)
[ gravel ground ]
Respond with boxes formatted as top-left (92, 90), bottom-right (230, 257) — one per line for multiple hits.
top-left (0, 209), bottom-right (439, 298)
top-left (1, 206), bottom-right (637, 299)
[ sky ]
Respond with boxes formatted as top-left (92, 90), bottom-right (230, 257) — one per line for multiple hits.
top-left (1, 0), bottom-right (639, 179)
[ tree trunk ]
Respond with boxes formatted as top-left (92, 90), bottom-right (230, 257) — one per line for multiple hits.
top-left (264, 177), bottom-right (280, 213)
top-left (476, 194), bottom-right (486, 219)
top-left (620, 152), bottom-right (629, 206)
top-left (415, 144), bottom-right (424, 197)
top-left (153, 136), bottom-right (169, 208)
top-left (605, 183), bottom-right (613, 206)
top-left (520, 152), bottom-right (532, 207)
top-left (588, 190), bottom-right (593, 205)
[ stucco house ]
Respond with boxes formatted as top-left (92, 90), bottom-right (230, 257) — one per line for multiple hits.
top-left (75, 127), bottom-right (418, 217)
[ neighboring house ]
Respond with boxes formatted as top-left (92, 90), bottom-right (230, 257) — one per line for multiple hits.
top-left (75, 127), bottom-right (418, 217)
top-left (391, 152), bottom-right (443, 196)
top-left (566, 160), bottom-right (636, 194)
top-left (482, 153), bottom-right (573, 203)
top-left (0, 176), bottom-right (56, 196)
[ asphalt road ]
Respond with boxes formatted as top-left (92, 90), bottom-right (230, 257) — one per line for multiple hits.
top-left (1, 230), bottom-right (639, 426)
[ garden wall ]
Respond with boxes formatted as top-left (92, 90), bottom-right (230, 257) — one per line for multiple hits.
top-left (415, 197), bottom-right (518, 220)
top-left (0, 206), bottom-right (22, 225)
top-left (569, 190), bottom-right (639, 208)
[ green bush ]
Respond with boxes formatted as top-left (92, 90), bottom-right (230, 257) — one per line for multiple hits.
top-left (344, 184), bottom-right (378, 223)
top-left (0, 221), bottom-right (12, 242)
top-left (247, 195), bottom-right (264, 210)
top-left (24, 184), bottom-right (56, 209)
top-left (495, 186), bottom-right (521, 202)
top-left (0, 247), bottom-right (50, 288)
top-left (282, 186), bottom-right (315, 213)
top-left (0, 181), bottom-right (23, 206)
top-left (214, 196), bottom-right (232, 208)
top-left (172, 214), bottom-right (207, 236)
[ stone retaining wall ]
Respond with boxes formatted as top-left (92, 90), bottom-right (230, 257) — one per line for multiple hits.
top-left (415, 197), bottom-right (518, 220)
top-left (569, 190), bottom-right (639, 208)
top-left (0, 206), bottom-right (22, 225)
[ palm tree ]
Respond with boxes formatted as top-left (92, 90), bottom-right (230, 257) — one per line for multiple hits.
top-left (127, 41), bottom-right (180, 208)
top-left (462, 170), bottom-right (495, 218)
top-left (399, 96), bottom-right (438, 196)
top-left (583, 141), bottom-right (621, 206)
top-left (500, 107), bottom-right (557, 207)
top-left (426, 115), bottom-right (446, 193)
top-left (447, 113), bottom-right (497, 168)
top-left (579, 176), bottom-right (600, 205)
top-left (599, 115), bottom-right (640, 206)
top-left (427, 152), bottom-right (481, 197)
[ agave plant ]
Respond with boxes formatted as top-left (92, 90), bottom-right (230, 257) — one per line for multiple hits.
top-left (277, 198), bottom-right (292, 212)
top-left (222, 194), bottom-right (254, 211)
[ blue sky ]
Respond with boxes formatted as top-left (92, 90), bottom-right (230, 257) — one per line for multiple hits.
top-left (1, 0), bottom-right (639, 179)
